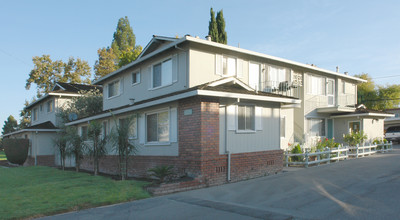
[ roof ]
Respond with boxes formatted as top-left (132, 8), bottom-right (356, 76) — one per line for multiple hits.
top-left (1, 121), bottom-right (59, 138)
top-left (94, 35), bottom-right (366, 85)
top-left (66, 77), bottom-right (300, 126)
top-left (330, 106), bottom-right (394, 118)
top-left (26, 82), bottom-right (102, 110)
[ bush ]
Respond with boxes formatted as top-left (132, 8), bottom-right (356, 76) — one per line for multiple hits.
top-left (3, 138), bottom-right (29, 165)
top-left (148, 165), bottom-right (174, 183)
top-left (290, 144), bottom-right (303, 162)
top-left (343, 131), bottom-right (367, 146)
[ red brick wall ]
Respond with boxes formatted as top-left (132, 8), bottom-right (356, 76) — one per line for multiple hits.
top-left (24, 155), bottom-right (55, 167)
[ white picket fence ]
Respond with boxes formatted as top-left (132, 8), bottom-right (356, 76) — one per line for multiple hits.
top-left (284, 142), bottom-right (393, 168)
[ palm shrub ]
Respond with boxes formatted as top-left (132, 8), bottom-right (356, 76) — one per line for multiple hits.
top-left (111, 115), bottom-right (137, 180)
top-left (87, 120), bottom-right (108, 175)
top-left (66, 126), bottom-right (86, 172)
top-left (343, 131), bottom-right (367, 147)
top-left (54, 127), bottom-right (68, 170)
top-left (290, 144), bottom-right (303, 162)
top-left (148, 165), bottom-right (174, 183)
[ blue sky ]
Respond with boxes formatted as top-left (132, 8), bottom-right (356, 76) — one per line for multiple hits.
top-left (1, 0), bottom-right (399, 130)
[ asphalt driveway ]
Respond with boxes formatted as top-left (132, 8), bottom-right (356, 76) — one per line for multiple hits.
top-left (41, 145), bottom-right (400, 220)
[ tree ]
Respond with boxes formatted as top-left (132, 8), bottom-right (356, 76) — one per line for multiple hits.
top-left (94, 48), bottom-right (118, 80)
top-left (376, 84), bottom-right (400, 110)
top-left (66, 126), bottom-right (85, 172)
top-left (54, 126), bottom-right (68, 170)
top-left (87, 120), bottom-right (108, 175)
top-left (216, 10), bottom-right (227, 44)
top-left (58, 88), bottom-right (103, 123)
top-left (356, 73), bottom-right (377, 109)
top-left (94, 17), bottom-right (142, 79)
top-left (19, 101), bottom-right (31, 129)
top-left (208, 8), bottom-right (219, 43)
top-left (26, 55), bottom-right (92, 96)
top-left (111, 16), bottom-right (137, 58)
top-left (2, 115), bottom-right (18, 135)
top-left (111, 115), bottom-right (137, 180)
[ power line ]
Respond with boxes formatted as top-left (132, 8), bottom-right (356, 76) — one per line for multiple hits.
top-left (0, 48), bottom-right (31, 66)
top-left (372, 75), bottom-right (400, 79)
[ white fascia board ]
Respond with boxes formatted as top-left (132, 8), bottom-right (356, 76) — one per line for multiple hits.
top-left (47, 93), bottom-right (81, 97)
top-left (197, 90), bottom-right (301, 104)
top-left (1, 129), bottom-right (60, 137)
top-left (26, 93), bottom-right (81, 110)
top-left (208, 77), bottom-right (254, 91)
top-left (185, 36), bottom-right (367, 83)
top-left (330, 113), bottom-right (395, 119)
top-left (25, 94), bottom-right (49, 109)
top-left (66, 90), bottom-right (199, 126)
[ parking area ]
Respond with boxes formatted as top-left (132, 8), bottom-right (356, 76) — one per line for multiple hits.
top-left (42, 145), bottom-right (400, 220)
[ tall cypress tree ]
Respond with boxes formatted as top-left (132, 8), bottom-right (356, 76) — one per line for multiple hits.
top-left (2, 115), bottom-right (18, 135)
top-left (208, 8), bottom-right (219, 43)
top-left (111, 16), bottom-right (136, 58)
top-left (216, 10), bottom-right (227, 44)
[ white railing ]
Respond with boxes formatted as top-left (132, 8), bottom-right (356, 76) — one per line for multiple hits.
top-left (284, 142), bottom-right (393, 168)
top-left (259, 80), bottom-right (301, 98)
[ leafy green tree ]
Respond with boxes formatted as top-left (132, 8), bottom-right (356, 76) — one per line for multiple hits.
top-left (87, 120), bottom-right (108, 175)
top-left (111, 16), bottom-right (137, 57)
top-left (216, 10), bottom-right (227, 44)
top-left (19, 101), bottom-right (31, 129)
top-left (208, 8), bottom-right (219, 43)
top-left (58, 88), bottom-right (103, 123)
top-left (376, 84), bottom-right (400, 110)
top-left (2, 115), bottom-right (18, 135)
top-left (94, 47), bottom-right (118, 80)
top-left (356, 73), bottom-right (377, 109)
top-left (66, 126), bottom-right (86, 172)
top-left (26, 55), bottom-right (92, 96)
top-left (54, 126), bottom-right (68, 170)
top-left (118, 46), bottom-right (143, 68)
top-left (110, 115), bottom-right (137, 180)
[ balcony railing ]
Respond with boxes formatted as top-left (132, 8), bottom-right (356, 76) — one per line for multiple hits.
top-left (259, 80), bottom-right (301, 98)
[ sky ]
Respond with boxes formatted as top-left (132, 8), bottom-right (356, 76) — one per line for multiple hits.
top-left (1, 0), bottom-right (400, 131)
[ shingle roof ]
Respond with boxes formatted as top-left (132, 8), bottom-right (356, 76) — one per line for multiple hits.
top-left (54, 82), bottom-right (102, 93)
top-left (27, 121), bottom-right (58, 130)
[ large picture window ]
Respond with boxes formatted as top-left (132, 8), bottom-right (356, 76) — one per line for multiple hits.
top-left (146, 110), bottom-right (169, 143)
top-left (223, 56), bottom-right (236, 76)
top-left (237, 105), bottom-right (255, 131)
top-left (152, 59), bottom-right (172, 88)
top-left (307, 75), bottom-right (325, 95)
top-left (108, 80), bottom-right (120, 98)
top-left (307, 118), bottom-right (326, 136)
top-left (119, 116), bottom-right (137, 139)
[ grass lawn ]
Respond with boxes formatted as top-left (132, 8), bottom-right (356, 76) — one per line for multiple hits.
top-left (0, 151), bottom-right (6, 161)
top-left (0, 166), bottom-right (151, 219)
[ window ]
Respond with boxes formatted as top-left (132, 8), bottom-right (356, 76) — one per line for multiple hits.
top-left (280, 116), bottom-right (286, 138)
top-left (102, 121), bottom-right (108, 137)
top-left (132, 72), bottom-right (140, 85)
top-left (40, 104), bottom-right (43, 112)
top-left (152, 59), bottom-right (172, 88)
top-left (223, 56), bottom-right (236, 76)
top-left (308, 118), bottom-right (326, 136)
top-left (349, 121), bottom-right (360, 133)
top-left (237, 105), bottom-right (255, 131)
top-left (47, 100), bottom-right (53, 112)
top-left (108, 80), bottom-right (120, 98)
top-left (119, 116), bottom-right (137, 139)
top-left (249, 63), bottom-right (260, 90)
top-left (146, 110), bottom-right (169, 143)
top-left (33, 108), bottom-right (38, 121)
top-left (81, 126), bottom-right (88, 141)
top-left (342, 81), bottom-right (346, 94)
top-left (307, 75), bottom-right (325, 95)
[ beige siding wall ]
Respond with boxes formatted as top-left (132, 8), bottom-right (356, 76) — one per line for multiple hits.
top-left (219, 102), bottom-right (281, 154)
top-left (280, 108), bottom-right (294, 150)
top-left (363, 118), bottom-right (384, 142)
top-left (31, 97), bottom-right (57, 126)
top-left (103, 50), bottom-right (188, 111)
top-left (337, 78), bottom-right (357, 106)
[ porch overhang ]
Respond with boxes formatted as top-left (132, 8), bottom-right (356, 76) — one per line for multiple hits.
top-left (317, 106), bottom-right (356, 114)
top-left (330, 112), bottom-right (394, 119)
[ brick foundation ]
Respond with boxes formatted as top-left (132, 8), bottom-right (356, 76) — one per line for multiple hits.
top-left (78, 97), bottom-right (283, 194)
top-left (24, 155), bottom-right (55, 167)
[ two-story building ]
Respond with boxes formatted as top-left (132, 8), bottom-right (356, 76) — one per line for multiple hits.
top-left (65, 35), bottom-right (391, 186)
top-left (3, 82), bottom-right (101, 166)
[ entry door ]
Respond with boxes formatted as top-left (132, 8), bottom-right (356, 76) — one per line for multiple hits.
top-left (327, 79), bottom-right (335, 106)
top-left (327, 119), bottom-right (333, 139)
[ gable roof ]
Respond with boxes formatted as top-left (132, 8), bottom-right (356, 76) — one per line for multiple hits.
top-left (66, 77), bottom-right (300, 126)
top-left (1, 121), bottom-right (59, 138)
top-left (94, 35), bottom-right (366, 85)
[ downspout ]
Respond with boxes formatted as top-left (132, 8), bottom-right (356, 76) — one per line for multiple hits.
top-left (225, 105), bottom-right (231, 182)
top-left (35, 131), bottom-right (38, 166)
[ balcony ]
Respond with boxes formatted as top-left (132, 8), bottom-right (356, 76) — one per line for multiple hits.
top-left (260, 80), bottom-right (301, 98)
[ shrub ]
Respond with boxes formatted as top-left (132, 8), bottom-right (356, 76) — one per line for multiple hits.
top-left (290, 144), bottom-right (303, 162)
top-left (148, 165), bottom-right (175, 183)
top-left (3, 138), bottom-right (29, 165)
top-left (343, 131), bottom-right (367, 146)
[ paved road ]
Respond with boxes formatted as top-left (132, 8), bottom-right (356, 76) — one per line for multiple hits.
top-left (41, 145), bottom-right (400, 220)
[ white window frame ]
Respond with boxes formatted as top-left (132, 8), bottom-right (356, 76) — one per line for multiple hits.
top-left (236, 104), bottom-right (256, 133)
top-left (145, 108), bottom-right (170, 145)
top-left (348, 120), bottom-right (361, 133)
top-left (150, 58), bottom-right (173, 90)
top-left (107, 79), bottom-right (122, 99)
top-left (131, 71), bottom-right (141, 85)
top-left (307, 74), bottom-right (325, 95)
top-left (222, 56), bottom-right (237, 76)
top-left (33, 108), bottom-right (38, 121)
top-left (46, 100), bottom-right (53, 113)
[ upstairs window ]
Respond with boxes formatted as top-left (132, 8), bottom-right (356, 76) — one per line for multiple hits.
top-left (237, 105), bottom-right (255, 131)
top-left (47, 100), bottom-right (53, 113)
top-left (342, 81), bottom-right (346, 94)
top-left (33, 108), bottom-right (38, 121)
top-left (307, 75), bottom-right (325, 95)
top-left (152, 59), bottom-right (172, 88)
top-left (223, 56), bottom-right (236, 76)
top-left (132, 72), bottom-right (140, 85)
top-left (108, 80), bottom-right (120, 98)
top-left (216, 55), bottom-right (241, 77)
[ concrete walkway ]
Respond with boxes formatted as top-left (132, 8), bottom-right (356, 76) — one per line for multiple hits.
top-left (40, 145), bottom-right (400, 220)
